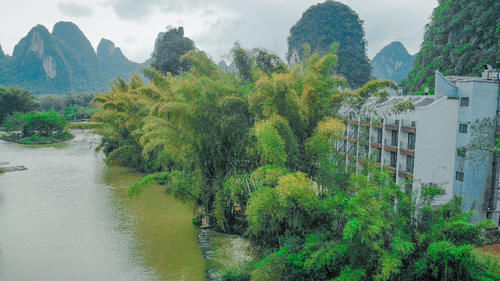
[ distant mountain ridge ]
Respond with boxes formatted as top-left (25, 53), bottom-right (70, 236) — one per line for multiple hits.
top-left (371, 41), bottom-right (415, 83)
top-left (0, 21), bottom-right (140, 94)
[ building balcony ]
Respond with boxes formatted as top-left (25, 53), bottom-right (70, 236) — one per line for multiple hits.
top-left (384, 159), bottom-right (397, 169)
top-left (385, 138), bottom-right (398, 147)
top-left (398, 164), bottom-right (413, 179)
top-left (385, 124), bottom-right (399, 131)
top-left (400, 141), bottom-right (415, 150)
top-left (384, 139), bottom-right (398, 153)
top-left (399, 141), bottom-right (415, 156)
top-left (401, 120), bottom-right (417, 133)
top-left (399, 164), bottom-right (413, 174)
top-left (359, 139), bottom-right (369, 145)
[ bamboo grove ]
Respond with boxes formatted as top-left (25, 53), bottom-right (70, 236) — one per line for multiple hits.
top-left (92, 46), bottom-right (499, 281)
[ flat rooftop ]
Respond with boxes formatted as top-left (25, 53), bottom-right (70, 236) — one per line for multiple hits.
top-left (446, 75), bottom-right (500, 84)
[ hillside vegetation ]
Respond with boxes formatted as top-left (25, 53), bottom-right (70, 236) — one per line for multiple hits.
top-left (404, 0), bottom-right (499, 94)
top-left (287, 1), bottom-right (371, 89)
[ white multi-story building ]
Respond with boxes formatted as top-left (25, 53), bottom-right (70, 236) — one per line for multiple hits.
top-left (338, 69), bottom-right (500, 224)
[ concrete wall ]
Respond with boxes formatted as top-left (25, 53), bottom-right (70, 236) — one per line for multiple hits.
top-left (410, 97), bottom-right (459, 205)
top-left (453, 80), bottom-right (499, 221)
top-left (435, 71), bottom-right (457, 98)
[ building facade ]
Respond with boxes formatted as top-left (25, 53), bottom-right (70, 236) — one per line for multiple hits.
top-left (338, 70), bottom-right (500, 224)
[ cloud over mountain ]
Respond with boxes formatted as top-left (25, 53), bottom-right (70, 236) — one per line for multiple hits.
top-left (57, 2), bottom-right (94, 18)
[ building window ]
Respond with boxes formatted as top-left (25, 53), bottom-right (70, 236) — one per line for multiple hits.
top-left (411, 121), bottom-right (416, 127)
top-left (460, 97), bottom-right (469, 107)
top-left (364, 145), bottom-right (369, 158)
top-left (376, 129), bottom-right (383, 144)
top-left (390, 152), bottom-right (397, 167)
top-left (361, 127), bottom-right (369, 139)
top-left (375, 150), bottom-right (381, 163)
top-left (349, 145), bottom-right (357, 156)
top-left (406, 156), bottom-right (414, 173)
top-left (456, 171), bottom-right (464, 182)
top-left (408, 133), bottom-right (415, 150)
top-left (405, 183), bottom-right (413, 194)
top-left (459, 124), bottom-right (468, 134)
top-left (343, 140), bottom-right (347, 152)
top-left (391, 131), bottom-right (398, 146)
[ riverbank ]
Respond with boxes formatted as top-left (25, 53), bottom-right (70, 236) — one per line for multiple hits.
top-left (104, 164), bottom-right (254, 281)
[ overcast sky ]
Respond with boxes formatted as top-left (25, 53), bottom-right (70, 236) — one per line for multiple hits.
top-left (1, 0), bottom-right (438, 63)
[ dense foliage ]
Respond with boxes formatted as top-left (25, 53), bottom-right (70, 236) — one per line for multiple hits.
top-left (0, 22), bottom-right (140, 94)
top-left (151, 27), bottom-right (195, 76)
top-left (404, 0), bottom-right (500, 94)
top-left (38, 93), bottom-right (99, 121)
top-left (0, 86), bottom-right (38, 124)
top-left (371, 42), bottom-right (415, 83)
top-left (92, 46), bottom-right (498, 280)
top-left (287, 1), bottom-right (371, 88)
top-left (1, 111), bottom-right (72, 144)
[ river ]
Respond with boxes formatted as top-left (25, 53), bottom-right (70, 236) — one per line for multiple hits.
top-left (0, 130), bottom-right (251, 281)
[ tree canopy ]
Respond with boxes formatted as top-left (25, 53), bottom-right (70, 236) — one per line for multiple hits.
top-left (1, 110), bottom-right (72, 144)
top-left (0, 86), bottom-right (37, 124)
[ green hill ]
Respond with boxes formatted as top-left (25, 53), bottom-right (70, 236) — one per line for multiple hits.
top-left (371, 41), bottom-right (415, 83)
top-left (287, 0), bottom-right (371, 88)
top-left (0, 22), bottom-right (140, 94)
top-left (404, 0), bottom-right (499, 94)
top-left (97, 39), bottom-right (141, 85)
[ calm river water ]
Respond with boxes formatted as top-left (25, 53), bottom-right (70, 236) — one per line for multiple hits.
top-left (0, 130), bottom-right (250, 281)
